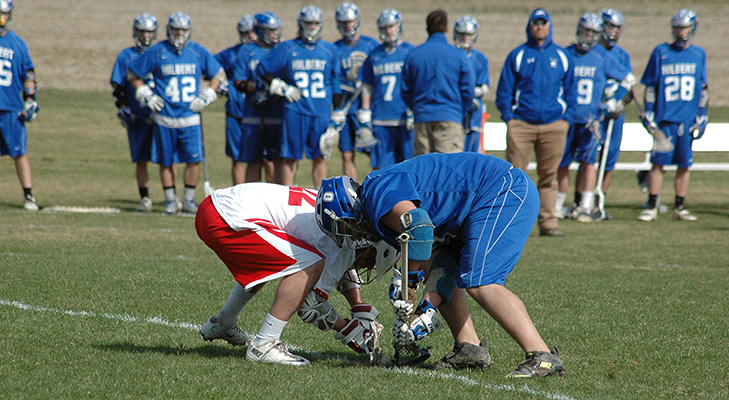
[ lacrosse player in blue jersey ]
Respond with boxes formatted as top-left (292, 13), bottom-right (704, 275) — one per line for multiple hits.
top-left (214, 14), bottom-right (257, 185)
top-left (555, 13), bottom-right (634, 223)
top-left (129, 12), bottom-right (226, 215)
top-left (0, 0), bottom-right (40, 210)
top-left (256, 5), bottom-right (342, 188)
top-left (110, 14), bottom-right (159, 212)
top-left (316, 153), bottom-right (566, 377)
top-left (453, 16), bottom-right (490, 153)
top-left (359, 9), bottom-right (414, 169)
top-left (332, 2), bottom-right (379, 180)
top-left (638, 9), bottom-right (708, 222)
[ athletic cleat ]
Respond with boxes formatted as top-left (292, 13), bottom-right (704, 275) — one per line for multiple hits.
top-left (23, 195), bottom-right (39, 211)
top-left (182, 199), bottom-right (198, 214)
top-left (539, 228), bottom-right (565, 237)
top-left (200, 316), bottom-right (251, 346)
top-left (673, 208), bottom-right (697, 221)
top-left (575, 207), bottom-right (596, 223)
top-left (246, 339), bottom-right (310, 366)
top-left (638, 208), bottom-right (658, 222)
top-left (424, 341), bottom-right (492, 370)
top-left (164, 199), bottom-right (180, 215)
top-left (563, 203), bottom-right (578, 220)
top-left (508, 347), bottom-right (566, 378)
top-left (136, 196), bottom-right (153, 212)
top-left (393, 341), bottom-right (431, 366)
top-left (636, 170), bottom-right (649, 193)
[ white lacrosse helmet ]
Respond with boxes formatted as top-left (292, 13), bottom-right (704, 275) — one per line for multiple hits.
top-left (133, 13), bottom-right (158, 51)
top-left (671, 9), bottom-right (697, 46)
top-left (599, 8), bottom-right (624, 47)
top-left (336, 2), bottom-right (360, 44)
top-left (453, 15), bottom-right (478, 50)
top-left (167, 12), bottom-right (192, 52)
top-left (0, 0), bottom-right (13, 32)
top-left (377, 9), bottom-right (403, 46)
top-left (576, 13), bottom-right (603, 53)
top-left (237, 14), bottom-right (257, 44)
top-left (298, 5), bottom-right (324, 44)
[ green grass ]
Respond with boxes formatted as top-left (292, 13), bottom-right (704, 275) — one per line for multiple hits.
top-left (1, 90), bottom-right (729, 399)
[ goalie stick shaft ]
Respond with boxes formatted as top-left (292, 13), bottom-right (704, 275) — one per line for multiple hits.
top-left (594, 118), bottom-right (614, 220)
top-left (200, 114), bottom-right (213, 196)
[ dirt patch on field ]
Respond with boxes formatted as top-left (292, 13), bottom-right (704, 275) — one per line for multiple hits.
top-left (13, 0), bottom-right (729, 105)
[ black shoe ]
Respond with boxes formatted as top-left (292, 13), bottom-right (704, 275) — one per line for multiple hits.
top-left (424, 341), bottom-right (492, 370)
top-left (507, 347), bottom-right (566, 378)
top-left (539, 228), bottom-right (565, 237)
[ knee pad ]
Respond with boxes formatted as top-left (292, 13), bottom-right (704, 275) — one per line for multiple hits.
top-left (399, 208), bottom-right (434, 262)
top-left (424, 252), bottom-right (459, 305)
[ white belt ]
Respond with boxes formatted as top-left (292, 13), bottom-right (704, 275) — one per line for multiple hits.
top-left (153, 114), bottom-right (201, 128)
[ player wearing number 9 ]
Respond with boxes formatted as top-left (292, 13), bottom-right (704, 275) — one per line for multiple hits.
top-left (128, 12), bottom-right (226, 215)
top-left (256, 5), bottom-right (342, 189)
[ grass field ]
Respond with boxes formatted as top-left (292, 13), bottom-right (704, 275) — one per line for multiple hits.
top-left (2, 91), bottom-right (729, 399)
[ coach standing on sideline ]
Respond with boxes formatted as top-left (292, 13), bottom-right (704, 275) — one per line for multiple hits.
top-left (496, 8), bottom-right (576, 237)
top-left (402, 9), bottom-right (474, 156)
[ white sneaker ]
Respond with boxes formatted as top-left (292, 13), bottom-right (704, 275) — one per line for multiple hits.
top-left (638, 208), bottom-right (658, 222)
top-left (200, 316), bottom-right (251, 346)
top-left (673, 208), bottom-right (697, 221)
top-left (181, 199), bottom-right (198, 214)
top-left (246, 340), bottom-right (310, 366)
top-left (23, 196), bottom-right (39, 211)
top-left (164, 199), bottom-right (180, 215)
top-left (136, 196), bottom-right (153, 212)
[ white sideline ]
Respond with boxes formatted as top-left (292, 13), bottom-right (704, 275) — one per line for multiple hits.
top-left (481, 122), bottom-right (729, 171)
top-left (1, 298), bottom-right (582, 400)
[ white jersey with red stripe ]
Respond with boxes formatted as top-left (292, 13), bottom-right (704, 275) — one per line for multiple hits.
top-left (210, 182), bottom-right (354, 297)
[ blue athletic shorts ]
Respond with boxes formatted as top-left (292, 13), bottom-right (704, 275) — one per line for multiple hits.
top-left (127, 121), bottom-right (154, 163)
top-left (281, 110), bottom-right (328, 160)
top-left (152, 124), bottom-right (203, 166)
top-left (0, 110), bottom-right (28, 158)
top-left (650, 120), bottom-right (694, 169)
top-left (369, 124), bottom-right (413, 169)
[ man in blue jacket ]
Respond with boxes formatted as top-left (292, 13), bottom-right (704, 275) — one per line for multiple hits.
top-left (402, 9), bottom-right (474, 156)
top-left (496, 8), bottom-right (576, 237)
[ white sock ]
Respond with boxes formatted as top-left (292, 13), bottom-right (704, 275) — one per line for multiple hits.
top-left (163, 187), bottom-right (177, 202)
top-left (216, 284), bottom-right (255, 330)
top-left (254, 313), bottom-right (288, 346)
top-left (580, 191), bottom-right (594, 210)
top-left (555, 192), bottom-right (567, 212)
top-left (184, 186), bottom-right (196, 203)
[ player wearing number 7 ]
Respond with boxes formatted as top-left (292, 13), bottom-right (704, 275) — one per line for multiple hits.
top-left (128, 12), bottom-right (226, 215)
top-left (637, 9), bottom-right (708, 222)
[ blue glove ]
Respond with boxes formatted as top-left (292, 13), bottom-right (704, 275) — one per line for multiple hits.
top-left (117, 106), bottom-right (135, 128)
top-left (690, 108), bottom-right (709, 140)
top-left (22, 100), bottom-right (40, 123)
top-left (330, 108), bottom-right (347, 131)
top-left (218, 81), bottom-right (230, 97)
top-left (641, 102), bottom-right (657, 131)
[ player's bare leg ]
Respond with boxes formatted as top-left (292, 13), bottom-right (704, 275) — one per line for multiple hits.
top-left (312, 156), bottom-right (327, 189)
top-left (244, 162), bottom-right (261, 183)
top-left (342, 150), bottom-right (357, 180)
top-left (263, 159), bottom-right (275, 183)
top-left (232, 160), bottom-right (246, 185)
top-left (274, 158), bottom-right (297, 186)
top-left (14, 154), bottom-right (32, 189)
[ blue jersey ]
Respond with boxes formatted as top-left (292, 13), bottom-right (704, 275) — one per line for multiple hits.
top-left (566, 44), bottom-right (629, 124)
top-left (233, 43), bottom-right (284, 121)
top-left (215, 43), bottom-right (247, 118)
top-left (110, 46), bottom-right (153, 121)
top-left (0, 31), bottom-right (34, 112)
top-left (257, 38), bottom-right (341, 117)
top-left (360, 153), bottom-right (512, 248)
top-left (129, 40), bottom-right (223, 120)
top-left (641, 43), bottom-right (707, 124)
top-left (464, 48), bottom-right (490, 131)
top-left (361, 42), bottom-right (414, 123)
top-left (335, 35), bottom-right (378, 113)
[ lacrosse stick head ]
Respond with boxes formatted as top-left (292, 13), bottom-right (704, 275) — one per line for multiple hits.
top-left (204, 181), bottom-right (214, 197)
top-left (319, 126), bottom-right (340, 160)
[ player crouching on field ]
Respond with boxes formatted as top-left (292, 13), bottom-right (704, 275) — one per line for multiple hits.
top-left (196, 182), bottom-right (394, 366)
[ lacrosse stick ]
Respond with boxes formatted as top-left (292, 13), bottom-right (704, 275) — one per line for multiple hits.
top-left (593, 118), bottom-right (614, 221)
top-left (634, 97), bottom-right (674, 152)
top-left (319, 82), bottom-right (367, 159)
top-left (200, 115), bottom-right (214, 196)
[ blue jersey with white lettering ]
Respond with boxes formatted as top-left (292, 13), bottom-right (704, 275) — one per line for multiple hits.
top-left (257, 38), bottom-right (341, 117)
top-left (0, 31), bottom-right (34, 112)
top-left (641, 43), bottom-right (707, 123)
top-left (361, 42), bottom-right (414, 122)
top-left (360, 152), bottom-right (512, 248)
top-left (464, 48), bottom-right (490, 131)
top-left (566, 44), bottom-right (629, 124)
top-left (335, 35), bottom-right (378, 113)
top-left (129, 40), bottom-right (223, 119)
top-left (233, 43), bottom-right (284, 121)
top-left (215, 43), bottom-right (247, 118)
top-left (111, 47), bottom-right (153, 121)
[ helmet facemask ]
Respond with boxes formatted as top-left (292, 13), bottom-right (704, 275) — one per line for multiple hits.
top-left (133, 14), bottom-right (158, 51)
top-left (167, 12), bottom-right (192, 53)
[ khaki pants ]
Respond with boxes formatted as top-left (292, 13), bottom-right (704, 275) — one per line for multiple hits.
top-left (506, 118), bottom-right (569, 231)
top-left (414, 121), bottom-right (464, 156)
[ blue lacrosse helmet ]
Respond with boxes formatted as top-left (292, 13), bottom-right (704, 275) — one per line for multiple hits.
top-left (298, 5), bottom-right (324, 44)
top-left (316, 176), bottom-right (375, 247)
top-left (133, 13), bottom-right (158, 50)
top-left (336, 2), bottom-right (360, 43)
top-left (599, 8), bottom-right (624, 47)
top-left (254, 12), bottom-right (283, 47)
top-left (671, 9), bottom-right (697, 46)
top-left (453, 15), bottom-right (478, 50)
top-left (377, 9), bottom-right (403, 45)
top-left (167, 12), bottom-right (192, 52)
top-left (0, 0), bottom-right (13, 32)
top-left (576, 13), bottom-right (603, 53)
top-left (237, 14), bottom-right (256, 44)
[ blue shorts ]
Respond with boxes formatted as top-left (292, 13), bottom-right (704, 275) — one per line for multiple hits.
top-left (650, 120), bottom-right (693, 169)
top-left (370, 124), bottom-right (413, 169)
top-left (152, 124), bottom-right (203, 167)
top-left (337, 114), bottom-right (360, 153)
top-left (602, 116), bottom-right (624, 172)
top-left (560, 123), bottom-right (601, 167)
top-left (281, 110), bottom-right (328, 160)
top-left (0, 110), bottom-right (27, 158)
top-left (127, 121), bottom-right (154, 163)
top-left (464, 130), bottom-right (480, 153)
top-left (457, 167), bottom-right (539, 288)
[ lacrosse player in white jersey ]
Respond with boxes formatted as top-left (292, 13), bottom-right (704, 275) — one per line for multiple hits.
top-left (0, 0), bottom-right (40, 210)
top-left (196, 183), bottom-right (393, 366)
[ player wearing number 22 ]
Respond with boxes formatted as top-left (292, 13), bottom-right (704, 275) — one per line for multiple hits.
top-left (256, 5), bottom-right (342, 188)
top-left (638, 9), bottom-right (708, 222)
top-left (316, 153), bottom-right (566, 377)
top-left (129, 12), bottom-right (226, 215)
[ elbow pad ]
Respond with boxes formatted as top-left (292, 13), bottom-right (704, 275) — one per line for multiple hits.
top-left (399, 208), bottom-right (434, 262)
